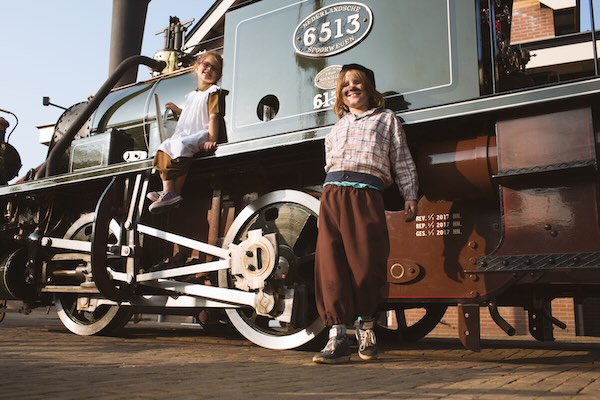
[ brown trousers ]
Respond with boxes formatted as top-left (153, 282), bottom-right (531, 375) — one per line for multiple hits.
top-left (152, 150), bottom-right (193, 181)
top-left (314, 185), bottom-right (389, 326)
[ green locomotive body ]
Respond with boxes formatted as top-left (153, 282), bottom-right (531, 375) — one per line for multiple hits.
top-left (1, 0), bottom-right (599, 350)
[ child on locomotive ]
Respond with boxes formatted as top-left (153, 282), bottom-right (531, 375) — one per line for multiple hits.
top-left (312, 64), bottom-right (419, 364)
top-left (147, 51), bottom-right (223, 214)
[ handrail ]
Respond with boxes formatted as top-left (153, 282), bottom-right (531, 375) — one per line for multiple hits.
top-left (37, 56), bottom-right (166, 178)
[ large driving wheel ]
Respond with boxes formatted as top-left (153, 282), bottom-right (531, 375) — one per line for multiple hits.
top-left (377, 304), bottom-right (448, 342)
top-left (219, 190), bottom-right (325, 349)
top-left (0, 299), bottom-right (5, 323)
top-left (54, 213), bottom-right (133, 335)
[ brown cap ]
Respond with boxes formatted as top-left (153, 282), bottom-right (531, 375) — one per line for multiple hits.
top-left (341, 63), bottom-right (376, 89)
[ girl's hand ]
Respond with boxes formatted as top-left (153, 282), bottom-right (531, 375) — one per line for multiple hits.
top-left (200, 141), bottom-right (217, 151)
top-left (404, 200), bottom-right (418, 222)
top-left (165, 102), bottom-right (182, 115)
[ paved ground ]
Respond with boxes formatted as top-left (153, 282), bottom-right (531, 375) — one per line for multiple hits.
top-left (1, 307), bottom-right (599, 400)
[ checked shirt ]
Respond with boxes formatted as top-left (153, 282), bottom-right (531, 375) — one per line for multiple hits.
top-left (324, 108), bottom-right (418, 200)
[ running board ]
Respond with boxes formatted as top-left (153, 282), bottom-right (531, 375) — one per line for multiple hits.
top-left (475, 252), bottom-right (600, 273)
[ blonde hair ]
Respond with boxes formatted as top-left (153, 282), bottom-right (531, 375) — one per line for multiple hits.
top-left (332, 68), bottom-right (384, 118)
top-left (194, 51), bottom-right (223, 81)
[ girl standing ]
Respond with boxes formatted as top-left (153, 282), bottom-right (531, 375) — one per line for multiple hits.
top-left (313, 64), bottom-right (419, 364)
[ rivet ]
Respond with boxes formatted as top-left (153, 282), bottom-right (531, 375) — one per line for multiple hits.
top-left (502, 259), bottom-right (510, 266)
top-left (550, 230), bottom-right (558, 237)
top-left (468, 241), bottom-right (478, 249)
top-left (544, 224), bottom-right (552, 230)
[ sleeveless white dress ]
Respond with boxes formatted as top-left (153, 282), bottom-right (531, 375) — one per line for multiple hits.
top-left (157, 84), bottom-right (219, 159)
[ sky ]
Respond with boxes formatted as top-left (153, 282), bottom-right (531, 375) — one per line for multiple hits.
top-left (1, 0), bottom-right (214, 180)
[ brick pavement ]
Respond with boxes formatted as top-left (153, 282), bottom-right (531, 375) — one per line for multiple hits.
top-left (0, 308), bottom-right (599, 400)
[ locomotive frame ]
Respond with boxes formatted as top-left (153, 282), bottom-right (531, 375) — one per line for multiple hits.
top-left (2, 0), bottom-right (600, 352)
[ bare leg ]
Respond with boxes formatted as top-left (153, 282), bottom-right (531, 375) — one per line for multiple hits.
top-left (161, 175), bottom-right (186, 194)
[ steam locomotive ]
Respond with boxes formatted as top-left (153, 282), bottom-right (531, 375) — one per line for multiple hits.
top-left (1, 0), bottom-right (599, 351)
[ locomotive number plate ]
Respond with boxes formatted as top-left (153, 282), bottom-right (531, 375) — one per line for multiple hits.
top-left (293, 2), bottom-right (373, 58)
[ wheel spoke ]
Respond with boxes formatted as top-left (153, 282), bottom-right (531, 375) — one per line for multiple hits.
top-left (377, 305), bottom-right (447, 342)
top-left (292, 215), bottom-right (317, 256)
top-left (54, 213), bottom-right (132, 336)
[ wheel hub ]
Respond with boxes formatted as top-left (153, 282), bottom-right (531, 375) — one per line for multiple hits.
top-left (230, 229), bottom-right (278, 291)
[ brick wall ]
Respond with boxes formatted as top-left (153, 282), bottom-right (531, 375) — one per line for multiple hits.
top-left (404, 298), bottom-right (578, 339)
top-left (511, 0), bottom-right (555, 43)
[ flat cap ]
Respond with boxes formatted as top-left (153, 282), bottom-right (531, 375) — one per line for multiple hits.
top-left (341, 63), bottom-right (376, 89)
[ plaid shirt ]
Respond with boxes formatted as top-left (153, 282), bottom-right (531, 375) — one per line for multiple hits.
top-left (324, 108), bottom-right (419, 200)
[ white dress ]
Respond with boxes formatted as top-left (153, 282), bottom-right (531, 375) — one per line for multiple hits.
top-left (157, 84), bottom-right (219, 159)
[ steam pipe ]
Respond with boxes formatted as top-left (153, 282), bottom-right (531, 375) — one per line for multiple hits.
top-left (488, 303), bottom-right (516, 336)
top-left (37, 56), bottom-right (166, 178)
top-left (417, 134), bottom-right (498, 200)
top-left (541, 304), bottom-right (567, 330)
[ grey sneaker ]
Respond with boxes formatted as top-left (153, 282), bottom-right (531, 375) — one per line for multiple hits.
top-left (312, 334), bottom-right (351, 364)
top-left (146, 191), bottom-right (163, 202)
top-left (355, 319), bottom-right (378, 360)
top-left (149, 192), bottom-right (182, 214)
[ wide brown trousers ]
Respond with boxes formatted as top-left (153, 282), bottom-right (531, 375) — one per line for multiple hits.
top-left (152, 151), bottom-right (193, 181)
top-left (315, 185), bottom-right (389, 326)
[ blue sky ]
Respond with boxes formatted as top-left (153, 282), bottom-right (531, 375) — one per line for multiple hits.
top-left (1, 0), bottom-right (213, 178)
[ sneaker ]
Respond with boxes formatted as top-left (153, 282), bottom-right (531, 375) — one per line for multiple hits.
top-left (355, 319), bottom-right (378, 360)
top-left (312, 334), bottom-right (351, 364)
top-left (146, 191), bottom-right (162, 202)
top-left (148, 192), bottom-right (182, 214)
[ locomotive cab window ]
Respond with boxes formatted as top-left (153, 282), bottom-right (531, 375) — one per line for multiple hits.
top-left (494, 0), bottom-right (600, 92)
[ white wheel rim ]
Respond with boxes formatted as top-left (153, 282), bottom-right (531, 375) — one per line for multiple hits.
top-left (221, 190), bottom-right (325, 349)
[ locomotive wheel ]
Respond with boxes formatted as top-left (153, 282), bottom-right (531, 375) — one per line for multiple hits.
top-left (219, 190), bottom-right (325, 350)
top-left (54, 213), bottom-right (132, 336)
top-left (377, 304), bottom-right (448, 342)
top-left (0, 299), bottom-right (5, 323)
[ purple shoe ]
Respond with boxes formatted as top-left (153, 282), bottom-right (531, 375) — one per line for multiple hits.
top-left (148, 192), bottom-right (182, 214)
top-left (146, 191), bottom-right (163, 202)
